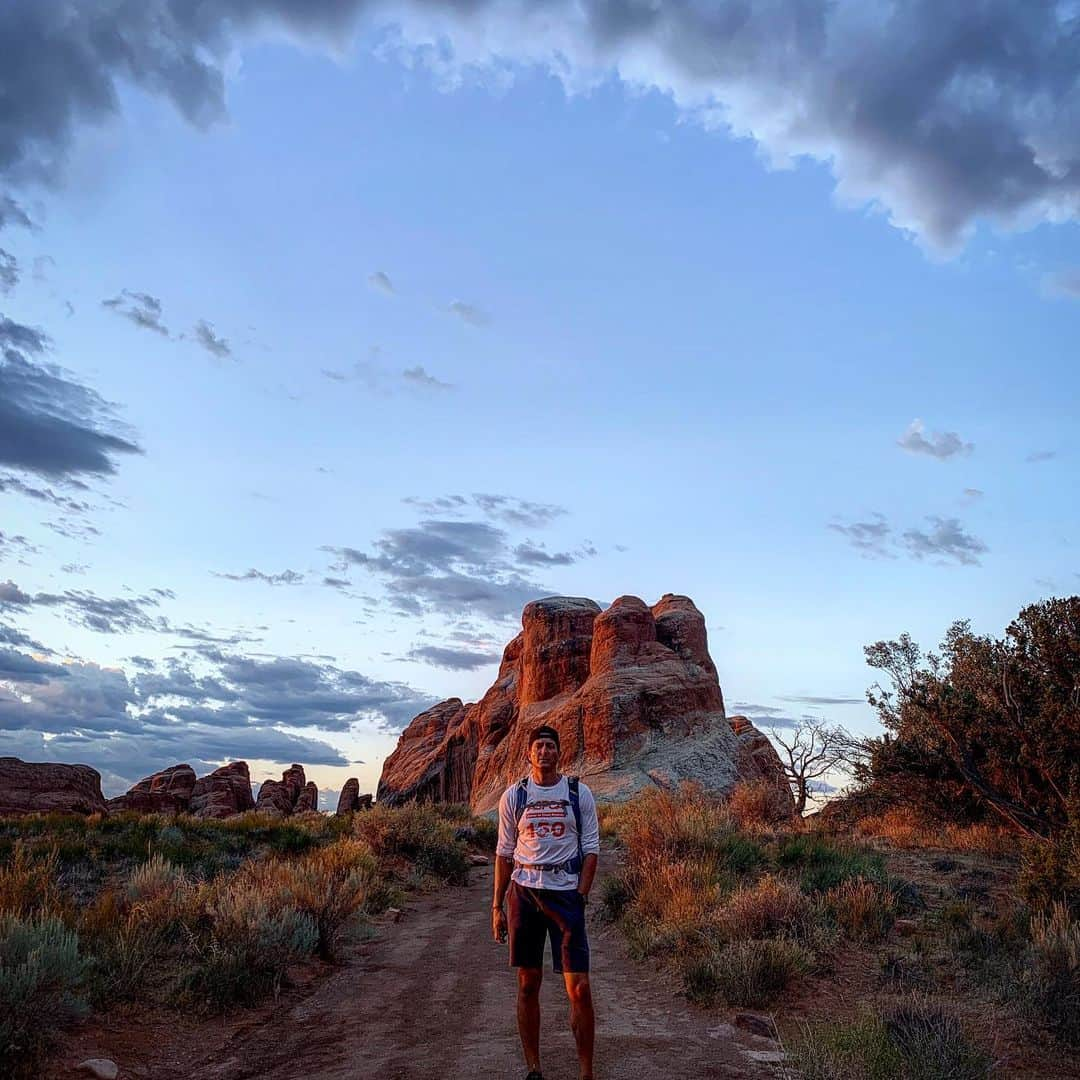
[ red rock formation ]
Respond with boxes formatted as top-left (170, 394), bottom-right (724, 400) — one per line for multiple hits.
top-left (255, 763), bottom-right (307, 817)
top-left (727, 715), bottom-right (796, 817)
top-left (294, 781), bottom-right (318, 813)
top-left (0, 757), bottom-right (108, 817)
top-left (378, 594), bottom-right (795, 816)
top-left (106, 764), bottom-right (196, 814)
top-left (335, 778), bottom-right (373, 814)
top-left (189, 761), bottom-right (256, 819)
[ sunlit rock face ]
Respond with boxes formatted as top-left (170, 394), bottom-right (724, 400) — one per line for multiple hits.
top-left (377, 594), bottom-right (794, 816)
top-left (0, 757), bottom-right (108, 817)
top-left (189, 761), bottom-right (256, 819)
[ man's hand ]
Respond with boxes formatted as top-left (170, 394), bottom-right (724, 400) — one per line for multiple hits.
top-left (492, 906), bottom-right (508, 944)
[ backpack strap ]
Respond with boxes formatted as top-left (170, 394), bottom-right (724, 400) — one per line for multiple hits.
top-left (513, 776), bottom-right (530, 827)
top-left (567, 776), bottom-right (584, 875)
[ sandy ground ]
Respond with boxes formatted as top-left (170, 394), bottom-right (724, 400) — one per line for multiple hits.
top-left (49, 862), bottom-right (779, 1080)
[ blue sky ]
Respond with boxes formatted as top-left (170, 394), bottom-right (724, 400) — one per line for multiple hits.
top-left (1, 2), bottom-right (1078, 802)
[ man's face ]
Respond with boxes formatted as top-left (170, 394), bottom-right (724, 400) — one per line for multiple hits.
top-left (529, 736), bottom-right (559, 770)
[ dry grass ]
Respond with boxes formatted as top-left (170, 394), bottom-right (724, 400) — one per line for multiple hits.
top-left (716, 873), bottom-right (813, 942)
top-left (823, 879), bottom-right (897, 942)
top-left (727, 779), bottom-right (789, 831)
top-left (853, 807), bottom-right (1014, 856)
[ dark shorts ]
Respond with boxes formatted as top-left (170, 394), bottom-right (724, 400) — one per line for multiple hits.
top-left (508, 881), bottom-right (590, 974)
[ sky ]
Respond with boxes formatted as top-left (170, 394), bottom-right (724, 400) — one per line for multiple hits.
top-left (1, 1), bottom-right (1078, 805)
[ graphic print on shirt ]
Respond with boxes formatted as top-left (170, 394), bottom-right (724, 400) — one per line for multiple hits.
top-left (521, 799), bottom-right (570, 841)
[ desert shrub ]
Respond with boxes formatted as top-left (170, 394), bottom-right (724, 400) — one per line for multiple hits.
top-left (773, 834), bottom-right (886, 893)
top-left (467, 815), bottom-right (499, 852)
top-left (823, 879), bottom-right (896, 942)
top-left (177, 880), bottom-right (317, 1011)
top-left (629, 854), bottom-right (727, 955)
top-left (1023, 901), bottom-right (1080, 1045)
top-left (598, 869), bottom-right (633, 922)
top-left (353, 805), bottom-right (469, 883)
top-left (887, 876), bottom-right (925, 914)
top-left (0, 843), bottom-right (64, 918)
top-left (1018, 829), bottom-right (1080, 916)
top-left (787, 999), bottom-right (995, 1080)
top-left (0, 913), bottom-right (88, 1077)
top-left (716, 873), bottom-right (815, 942)
top-left (727, 780), bottom-right (783, 831)
top-left (248, 840), bottom-right (383, 961)
top-left (684, 937), bottom-right (810, 1007)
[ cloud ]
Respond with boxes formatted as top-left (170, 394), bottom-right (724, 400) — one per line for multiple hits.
top-left (32, 255), bottom-right (54, 282)
top-left (3, 3), bottom-right (1080, 251)
top-left (897, 419), bottom-right (973, 461)
top-left (0, 580), bottom-right (33, 607)
top-left (192, 320), bottom-right (231, 359)
top-left (403, 493), bottom-right (568, 529)
top-left (1025, 450), bottom-right (1056, 464)
top-left (31, 587), bottom-right (174, 634)
top-left (0, 639), bottom-right (437, 792)
top-left (0, 532), bottom-right (38, 563)
top-left (0, 315), bottom-right (142, 479)
top-left (0, 250), bottom-right (17, 294)
top-left (402, 365), bottom-right (453, 390)
top-left (0, 196), bottom-right (33, 231)
top-left (213, 568), bottom-right (305, 586)
top-left (513, 541), bottom-right (595, 567)
top-left (368, 270), bottom-right (395, 295)
top-left (828, 514), bottom-right (894, 559)
top-left (777, 695), bottom-right (862, 706)
top-left (406, 644), bottom-right (501, 670)
top-left (1044, 269), bottom-right (1080, 300)
top-left (447, 300), bottom-right (489, 327)
top-left (901, 516), bottom-right (988, 567)
top-left (325, 517), bottom-right (550, 619)
top-left (961, 488), bottom-right (984, 503)
top-left (102, 290), bottom-right (169, 336)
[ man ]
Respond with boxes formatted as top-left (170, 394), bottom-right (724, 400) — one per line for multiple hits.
top-left (492, 725), bottom-right (601, 1080)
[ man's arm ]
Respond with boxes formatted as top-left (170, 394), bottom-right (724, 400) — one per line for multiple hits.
top-left (576, 852), bottom-right (598, 898)
top-left (577, 785), bottom-right (601, 898)
top-left (492, 792), bottom-right (517, 942)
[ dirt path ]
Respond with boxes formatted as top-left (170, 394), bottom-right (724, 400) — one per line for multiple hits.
top-left (51, 862), bottom-right (780, 1079)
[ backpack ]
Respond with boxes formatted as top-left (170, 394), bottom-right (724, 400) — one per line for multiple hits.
top-left (513, 774), bottom-right (584, 874)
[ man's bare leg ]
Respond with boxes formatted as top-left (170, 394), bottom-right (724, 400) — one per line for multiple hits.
top-left (563, 971), bottom-right (594, 1079)
top-left (517, 967), bottom-right (543, 1074)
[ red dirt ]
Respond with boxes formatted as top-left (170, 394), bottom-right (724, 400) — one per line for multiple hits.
top-left (47, 862), bottom-right (777, 1080)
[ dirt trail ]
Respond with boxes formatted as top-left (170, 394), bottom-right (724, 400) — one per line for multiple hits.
top-left (50, 862), bottom-right (780, 1080)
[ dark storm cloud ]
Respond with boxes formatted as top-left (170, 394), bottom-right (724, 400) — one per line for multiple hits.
top-left (406, 644), bottom-right (501, 670)
top-left (325, 517), bottom-right (549, 619)
top-left (0, 314), bottom-right (141, 479)
top-left (102, 290), bottom-right (169, 336)
top-left (3, 3), bottom-right (1080, 249)
top-left (828, 514), bottom-right (894, 560)
top-left (192, 319), bottom-right (231, 359)
top-left (213, 568), bottom-right (305, 585)
top-left (897, 420), bottom-right (973, 461)
top-left (901, 516), bottom-right (988, 566)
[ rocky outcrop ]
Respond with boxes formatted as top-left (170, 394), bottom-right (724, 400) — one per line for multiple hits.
top-left (255, 764), bottom-right (308, 818)
top-left (106, 764), bottom-right (196, 814)
top-left (189, 761), bottom-right (256, 819)
top-left (335, 778), bottom-right (373, 814)
top-left (377, 594), bottom-right (795, 816)
top-left (727, 716), bottom-right (795, 817)
top-left (294, 781), bottom-right (319, 814)
top-left (0, 758), bottom-right (108, 817)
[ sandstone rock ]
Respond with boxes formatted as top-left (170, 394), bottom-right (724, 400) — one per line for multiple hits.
top-left (727, 716), bottom-right (796, 818)
top-left (189, 761), bottom-right (256, 819)
top-left (106, 763), bottom-right (196, 815)
top-left (294, 781), bottom-right (318, 813)
top-left (335, 778), bottom-right (373, 813)
top-left (0, 758), bottom-right (108, 817)
top-left (734, 1012), bottom-right (776, 1039)
top-left (255, 763), bottom-right (306, 817)
top-left (76, 1058), bottom-right (118, 1079)
top-left (378, 594), bottom-right (795, 816)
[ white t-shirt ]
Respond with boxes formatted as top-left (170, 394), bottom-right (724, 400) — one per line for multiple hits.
top-left (496, 775), bottom-right (601, 891)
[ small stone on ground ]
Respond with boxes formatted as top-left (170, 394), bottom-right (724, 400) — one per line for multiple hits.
top-left (76, 1060), bottom-right (119, 1079)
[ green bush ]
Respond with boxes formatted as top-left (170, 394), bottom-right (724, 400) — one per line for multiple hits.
top-left (683, 937), bottom-right (809, 1007)
top-left (353, 805), bottom-right (469, 884)
top-left (178, 883), bottom-right (317, 1012)
top-left (773, 834), bottom-right (886, 893)
top-left (0, 914), bottom-right (88, 1077)
top-left (599, 870), bottom-right (634, 922)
